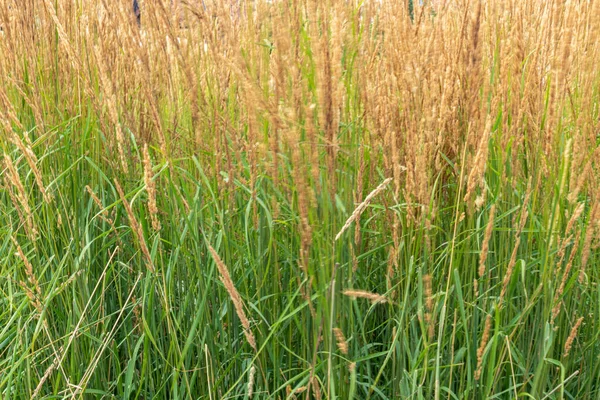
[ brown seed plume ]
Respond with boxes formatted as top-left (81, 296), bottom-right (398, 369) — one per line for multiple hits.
top-left (333, 327), bottom-right (349, 355)
top-left (4, 154), bottom-right (37, 240)
top-left (114, 179), bottom-right (154, 272)
top-left (336, 177), bottom-right (394, 241)
top-left (423, 274), bottom-right (435, 339)
top-left (343, 289), bottom-right (387, 304)
top-left (479, 205), bottom-right (496, 278)
top-left (207, 244), bottom-right (257, 351)
top-left (143, 144), bottom-right (161, 231)
top-left (475, 313), bottom-right (493, 380)
top-left (500, 185), bottom-right (532, 305)
top-left (563, 317), bottom-right (584, 358)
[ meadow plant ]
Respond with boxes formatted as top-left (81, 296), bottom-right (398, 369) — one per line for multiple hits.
top-left (0, 0), bottom-right (599, 398)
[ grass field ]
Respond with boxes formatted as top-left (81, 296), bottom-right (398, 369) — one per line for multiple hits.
top-left (1, 0), bottom-right (599, 398)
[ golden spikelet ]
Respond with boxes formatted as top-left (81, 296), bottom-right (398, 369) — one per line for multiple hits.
top-left (464, 117), bottom-right (491, 209)
top-left (423, 274), bottom-right (435, 339)
top-left (12, 236), bottom-right (41, 297)
top-left (565, 202), bottom-right (586, 240)
top-left (10, 134), bottom-right (51, 204)
top-left (310, 375), bottom-right (322, 400)
top-left (12, 236), bottom-right (42, 313)
top-left (348, 361), bottom-right (356, 373)
top-left (32, 357), bottom-right (59, 399)
top-left (143, 144), bottom-right (161, 231)
top-left (92, 44), bottom-right (128, 172)
top-left (475, 313), bottom-right (493, 381)
top-left (479, 205), bottom-right (496, 278)
top-left (343, 289), bottom-right (387, 304)
top-left (86, 185), bottom-right (109, 218)
top-left (354, 155), bottom-right (365, 251)
top-left (114, 179), bottom-right (154, 272)
top-left (500, 186), bottom-right (531, 305)
top-left (552, 232), bottom-right (581, 322)
top-left (563, 317), bottom-right (584, 358)
top-left (207, 244), bottom-right (257, 351)
top-left (247, 364), bottom-right (256, 399)
top-left (4, 154), bottom-right (37, 240)
top-left (333, 327), bottom-right (348, 355)
top-left (579, 202), bottom-right (599, 284)
top-left (336, 177), bottom-right (394, 241)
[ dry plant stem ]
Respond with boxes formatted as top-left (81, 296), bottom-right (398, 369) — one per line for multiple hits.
top-left (207, 244), bottom-right (257, 352)
top-left (335, 177), bottom-right (394, 241)
top-left (500, 186), bottom-right (531, 305)
top-left (143, 144), bottom-right (161, 231)
top-left (343, 289), bottom-right (386, 304)
top-left (479, 204), bottom-right (496, 278)
top-left (1, 0), bottom-right (599, 397)
top-left (563, 317), bottom-right (584, 358)
top-left (475, 313), bottom-right (493, 381)
top-left (114, 179), bottom-right (154, 272)
top-left (333, 327), bottom-right (348, 355)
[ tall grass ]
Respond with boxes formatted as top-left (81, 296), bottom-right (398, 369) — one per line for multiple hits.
top-left (1, 0), bottom-right (599, 398)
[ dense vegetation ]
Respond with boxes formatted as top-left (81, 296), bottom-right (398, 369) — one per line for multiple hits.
top-left (1, 0), bottom-right (599, 398)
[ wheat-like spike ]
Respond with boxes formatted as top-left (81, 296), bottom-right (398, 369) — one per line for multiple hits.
top-left (479, 205), bottom-right (496, 278)
top-left (343, 289), bottom-right (387, 304)
top-left (563, 317), bottom-right (584, 358)
top-left (333, 327), bottom-right (349, 355)
top-left (475, 313), bottom-right (493, 380)
top-left (207, 244), bottom-right (257, 351)
top-left (114, 179), bottom-right (154, 272)
top-left (247, 364), bottom-right (256, 398)
top-left (335, 177), bottom-right (395, 241)
top-left (143, 144), bottom-right (161, 231)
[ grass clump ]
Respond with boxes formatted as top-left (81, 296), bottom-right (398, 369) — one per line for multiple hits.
top-left (1, 0), bottom-right (600, 398)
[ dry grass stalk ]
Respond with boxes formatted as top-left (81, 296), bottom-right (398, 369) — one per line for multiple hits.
top-left (475, 313), bottom-right (493, 380)
top-left (479, 204), bottom-right (496, 278)
top-left (32, 357), bottom-right (60, 399)
top-left (114, 179), bottom-right (154, 273)
top-left (552, 232), bottom-right (581, 322)
top-left (283, 129), bottom-right (312, 277)
top-left (310, 375), bottom-right (322, 400)
top-left (86, 185), bottom-right (109, 218)
top-left (247, 364), bottom-right (256, 399)
top-left (4, 154), bottom-right (37, 240)
top-left (354, 156), bottom-right (365, 247)
top-left (565, 202), bottom-right (586, 240)
top-left (386, 246), bottom-right (396, 290)
top-left (556, 202), bottom-right (586, 268)
top-left (563, 316), bottom-right (584, 358)
top-left (12, 236), bottom-right (41, 297)
top-left (12, 236), bottom-right (43, 313)
top-left (343, 289), bottom-right (387, 304)
top-left (348, 361), bottom-right (356, 373)
top-left (335, 177), bottom-right (394, 241)
top-left (464, 117), bottom-right (491, 209)
top-left (567, 149), bottom-right (598, 204)
top-left (0, 87), bottom-right (25, 131)
top-left (85, 185), bottom-right (122, 247)
top-left (286, 384), bottom-right (307, 399)
top-left (500, 185), bottom-right (532, 305)
top-left (143, 144), bottom-right (161, 231)
top-left (92, 44), bottom-right (128, 172)
top-left (333, 327), bottom-right (348, 355)
top-left (207, 244), bottom-right (257, 351)
top-left (10, 134), bottom-right (51, 204)
top-left (423, 274), bottom-right (435, 339)
top-left (579, 202), bottom-right (599, 284)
